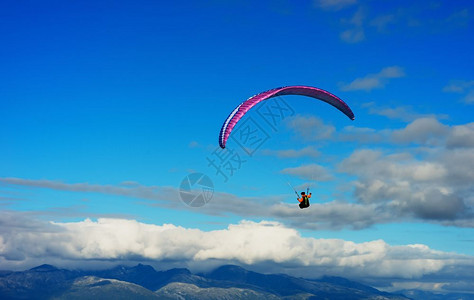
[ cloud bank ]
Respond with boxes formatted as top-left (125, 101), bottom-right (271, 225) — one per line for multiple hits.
top-left (280, 116), bottom-right (474, 229)
top-left (0, 212), bottom-right (472, 292)
top-left (2, 117), bottom-right (473, 232)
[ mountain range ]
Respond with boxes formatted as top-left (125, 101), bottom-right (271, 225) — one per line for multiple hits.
top-left (0, 264), bottom-right (471, 299)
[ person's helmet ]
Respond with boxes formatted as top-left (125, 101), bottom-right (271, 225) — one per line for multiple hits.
top-left (301, 192), bottom-right (305, 195)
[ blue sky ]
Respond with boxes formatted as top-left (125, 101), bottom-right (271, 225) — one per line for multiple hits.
top-left (1, 0), bottom-right (473, 294)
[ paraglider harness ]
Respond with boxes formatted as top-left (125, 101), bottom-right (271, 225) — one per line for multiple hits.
top-left (299, 191), bottom-right (310, 209)
top-left (287, 181), bottom-right (311, 209)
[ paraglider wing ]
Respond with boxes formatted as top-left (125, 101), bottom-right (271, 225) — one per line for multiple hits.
top-left (218, 85), bottom-right (355, 148)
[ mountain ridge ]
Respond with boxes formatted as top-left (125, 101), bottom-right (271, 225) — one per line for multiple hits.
top-left (0, 263), bottom-right (413, 300)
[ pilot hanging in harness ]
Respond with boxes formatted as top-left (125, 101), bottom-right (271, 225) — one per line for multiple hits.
top-left (287, 181), bottom-right (312, 209)
top-left (298, 191), bottom-right (311, 209)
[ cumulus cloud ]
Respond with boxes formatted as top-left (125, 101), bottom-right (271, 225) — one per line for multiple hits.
top-left (337, 112), bottom-right (457, 151)
top-left (285, 115), bottom-right (335, 141)
top-left (339, 147), bottom-right (473, 225)
top-left (391, 118), bottom-right (474, 149)
top-left (340, 66), bottom-right (405, 91)
top-left (408, 189), bottom-right (466, 220)
top-left (446, 123), bottom-right (474, 148)
top-left (340, 117), bottom-right (474, 150)
top-left (1, 212), bottom-right (472, 286)
top-left (270, 201), bottom-right (390, 230)
top-left (333, 117), bottom-right (474, 226)
top-left (391, 118), bottom-right (449, 145)
top-left (439, 148), bottom-right (474, 187)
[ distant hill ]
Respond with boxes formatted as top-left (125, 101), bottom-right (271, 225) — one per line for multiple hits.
top-left (397, 289), bottom-right (474, 300)
top-left (0, 263), bottom-right (414, 299)
top-left (51, 276), bottom-right (159, 300)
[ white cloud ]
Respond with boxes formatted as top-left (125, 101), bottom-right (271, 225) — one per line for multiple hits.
top-left (442, 80), bottom-right (474, 93)
top-left (1, 213), bottom-right (472, 284)
top-left (2, 177), bottom-right (381, 231)
top-left (189, 141), bottom-right (200, 148)
top-left (445, 9), bottom-right (470, 28)
top-left (391, 118), bottom-right (448, 145)
top-left (270, 201), bottom-right (391, 230)
top-left (339, 146), bottom-right (473, 223)
top-left (314, 0), bottom-right (357, 11)
top-left (364, 102), bottom-right (449, 122)
top-left (372, 106), bottom-right (412, 121)
top-left (339, 120), bottom-right (474, 224)
top-left (340, 7), bottom-right (366, 43)
top-left (3, 118), bottom-right (474, 230)
top-left (339, 125), bottom-right (389, 144)
top-left (281, 164), bottom-right (333, 181)
top-left (341, 66), bottom-right (405, 91)
top-left (440, 148), bottom-right (474, 187)
top-left (443, 80), bottom-right (474, 104)
top-left (261, 146), bottom-right (321, 159)
top-left (378, 66), bottom-right (405, 78)
top-left (286, 115), bottom-right (335, 141)
top-left (465, 90), bottom-right (474, 103)
top-left (0, 177), bottom-right (166, 201)
top-left (446, 123), bottom-right (474, 148)
top-left (340, 27), bottom-right (365, 43)
top-left (391, 118), bottom-right (474, 149)
top-left (370, 14), bottom-right (396, 32)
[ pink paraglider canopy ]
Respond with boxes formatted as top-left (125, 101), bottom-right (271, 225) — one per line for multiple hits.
top-left (218, 85), bottom-right (355, 149)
